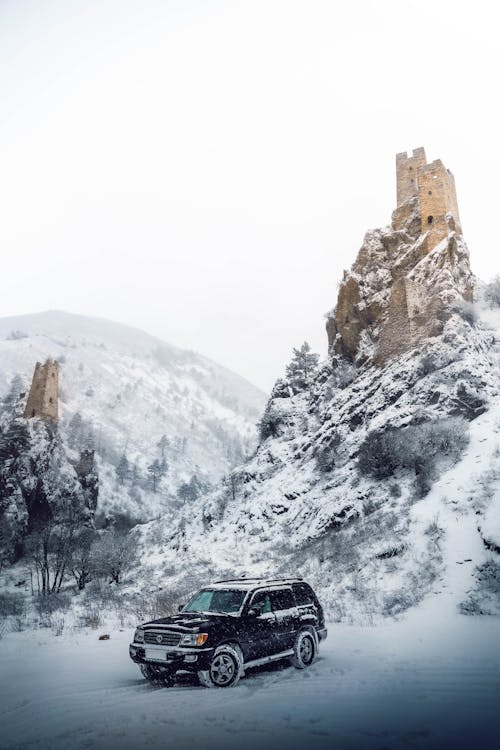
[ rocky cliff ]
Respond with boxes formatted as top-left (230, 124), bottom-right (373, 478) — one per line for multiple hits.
top-left (132, 152), bottom-right (500, 622)
top-left (326, 197), bottom-right (474, 368)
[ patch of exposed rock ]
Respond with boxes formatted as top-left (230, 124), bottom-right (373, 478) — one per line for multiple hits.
top-left (327, 201), bottom-right (474, 367)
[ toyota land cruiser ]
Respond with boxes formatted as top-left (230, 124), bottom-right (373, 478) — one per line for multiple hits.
top-left (129, 577), bottom-right (327, 688)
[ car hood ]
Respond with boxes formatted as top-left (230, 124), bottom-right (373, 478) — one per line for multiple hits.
top-left (141, 612), bottom-right (231, 632)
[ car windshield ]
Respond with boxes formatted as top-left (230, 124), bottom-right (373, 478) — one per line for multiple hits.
top-left (183, 588), bottom-right (246, 614)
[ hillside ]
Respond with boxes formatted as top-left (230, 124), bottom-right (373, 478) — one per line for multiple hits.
top-left (0, 311), bottom-right (266, 524)
top-left (130, 154), bottom-right (500, 621)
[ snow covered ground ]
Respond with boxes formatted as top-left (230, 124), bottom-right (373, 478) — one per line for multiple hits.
top-left (0, 611), bottom-right (498, 750)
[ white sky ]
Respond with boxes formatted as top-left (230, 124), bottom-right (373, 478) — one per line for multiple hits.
top-left (1, 0), bottom-right (499, 391)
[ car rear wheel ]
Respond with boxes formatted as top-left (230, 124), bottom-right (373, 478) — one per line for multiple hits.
top-left (198, 645), bottom-right (242, 688)
top-left (291, 629), bottom-right (317, 669)
top-left (140, 664), bottom-right (175, 687)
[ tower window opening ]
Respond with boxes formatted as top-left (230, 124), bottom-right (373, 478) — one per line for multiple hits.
top-left (49, 397), bottom-right (53, 404)
top-left (427, 216), bottom-right (433, 224)
top-left (31, 410), bottom-right (36, 417)
top-left (428, 190), bottom-right (432, 195)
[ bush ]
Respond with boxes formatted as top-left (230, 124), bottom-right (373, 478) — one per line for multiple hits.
top-left (315, 431), bottom-right (341, 473)
top-left (258, 401), bottom-right (283, 441)
top-left (79, 606), bottom-right (102, 629)
top-left (34, 592), bottom-right (71, 618)
top-left (0, 592), bottom-right (26, 617)
top-left (454, 298), bottom-right (478, 326)
top-left (331, 360), bottom-right (357, 389)
top-left (358, 418), bottom-right (469, 494)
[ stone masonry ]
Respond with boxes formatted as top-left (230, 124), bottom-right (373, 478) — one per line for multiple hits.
top-left (23, 359), bottom-right (59, 421)
top-left (327, 148), bottom-right (472, 367)
top-left (393, 147), bottom-right (462, 250)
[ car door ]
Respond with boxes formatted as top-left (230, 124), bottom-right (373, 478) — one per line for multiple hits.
top-left (269, 587), bottom-right (299, 652)
top-left (243, 589), bottom-right (278, 661)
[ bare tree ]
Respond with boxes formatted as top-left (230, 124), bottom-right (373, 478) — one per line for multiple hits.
top-left (92, 529), bottom-right (137, 584)
top-left (69, 528), bottom-right (97, 590)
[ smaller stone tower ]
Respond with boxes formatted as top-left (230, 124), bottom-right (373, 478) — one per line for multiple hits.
top-left (23, 359), bottom-right (59, 421)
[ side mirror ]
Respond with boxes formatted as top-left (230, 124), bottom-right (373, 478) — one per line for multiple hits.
top-left (178, 604), bottom-right (184, 612)
top-left (247, 607), bottom-right (260, 618)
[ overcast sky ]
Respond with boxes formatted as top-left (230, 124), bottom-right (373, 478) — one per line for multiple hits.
top-left (1, 0), bottom-right (499, 391)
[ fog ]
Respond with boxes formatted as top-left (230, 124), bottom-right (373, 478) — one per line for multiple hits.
top-left (1, 0), bottom-right (499, 390)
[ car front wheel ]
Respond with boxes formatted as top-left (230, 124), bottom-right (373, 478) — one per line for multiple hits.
top-left (198, 645), bottom-right (242, 688)
top-left (291, 629), bottom-right (317, 669)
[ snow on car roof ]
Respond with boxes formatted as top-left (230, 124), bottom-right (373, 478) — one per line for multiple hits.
top-left (208, 577), bottom-right (303, 590)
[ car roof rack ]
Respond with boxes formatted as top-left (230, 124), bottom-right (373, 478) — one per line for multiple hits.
top-left (213, 576), bottom-right (303, 584)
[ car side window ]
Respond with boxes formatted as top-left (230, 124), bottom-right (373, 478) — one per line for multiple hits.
top-left (250, 591), bottom-right (272, 614)
top-left (269, 588), bottom-right (295, 611)
top-left (292, 583), bottom-right (313, 606)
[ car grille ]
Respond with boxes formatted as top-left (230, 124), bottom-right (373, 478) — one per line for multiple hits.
top-left (144, 630), bottom-right (181, 647)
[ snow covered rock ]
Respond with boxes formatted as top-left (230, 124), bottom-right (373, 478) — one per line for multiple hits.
top-left (326, 201), bottom-right (474, 367)
top-left (0, 311), bottom-right (266, 525)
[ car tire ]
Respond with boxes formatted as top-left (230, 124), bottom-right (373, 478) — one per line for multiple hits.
top-left (291, 629), bottom-right (317, 669)
top-left (198, 644), bottom-right (243, 688)
top-left (140, 664), bottom-right (175, 687)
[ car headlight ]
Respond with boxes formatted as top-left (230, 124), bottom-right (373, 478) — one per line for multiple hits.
top-left (134, 628), bottom-right (144, 644)
top-left (179, 633), bottom-right (208, 647)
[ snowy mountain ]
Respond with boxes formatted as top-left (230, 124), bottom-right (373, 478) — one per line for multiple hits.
top-left (130, 177), bottom-right (500, 622)
top-left (0, 311), bottom-right (266, 524)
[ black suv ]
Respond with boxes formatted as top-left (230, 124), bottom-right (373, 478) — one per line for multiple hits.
top-left (129, 577), bottom-right (327, 688)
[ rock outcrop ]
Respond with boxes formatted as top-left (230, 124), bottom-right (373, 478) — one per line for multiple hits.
top-left (327, 149), bottom-right (473, 367)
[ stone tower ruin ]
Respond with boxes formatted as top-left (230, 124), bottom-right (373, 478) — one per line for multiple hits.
top-left (23, 359), bottom-right (59, 421)
top-left (393, 147), bottom-right (462, 250)
top-left (326, 147), bottom-right (473, 367)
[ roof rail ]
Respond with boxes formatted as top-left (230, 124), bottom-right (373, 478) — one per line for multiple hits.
top-left (213, 576), bottom-right (303, 584)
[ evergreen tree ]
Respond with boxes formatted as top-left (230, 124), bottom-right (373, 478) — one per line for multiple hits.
top-left (147, 459), bottom-right (163, 492)
top-left (116, 454), bottom-right (129, 485)
top-left (285, 341), bottom-right (319, 392)
top-left (157, 434), bottom-right (169, 460)
top-left (177, 474), bottom-right (207, 503)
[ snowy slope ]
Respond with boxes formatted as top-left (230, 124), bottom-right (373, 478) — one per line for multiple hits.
top-left (0, 311), bottom-right (266, 522)
top-left (129, 302), bottom-right (500, 621)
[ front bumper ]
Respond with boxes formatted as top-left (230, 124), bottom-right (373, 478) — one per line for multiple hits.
top-left (129, 642), bottom-right (214, 671)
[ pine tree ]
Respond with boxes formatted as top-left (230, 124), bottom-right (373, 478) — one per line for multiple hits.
top-left (285, 341), bottom-right (319, 392)
top-left (116, 454), bottom-right (129, 485)
top-left (157, 434), bottom-right (169, 460)
top-left (147, 459), bottom-right (163, 492)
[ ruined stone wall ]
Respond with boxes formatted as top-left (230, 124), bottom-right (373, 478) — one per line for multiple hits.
top-left (396, 147), bottom-right (427, 206)
top-left (418, 160), bottom-right (461, 248)
top-left (24, 359), bottom-right (59, 421)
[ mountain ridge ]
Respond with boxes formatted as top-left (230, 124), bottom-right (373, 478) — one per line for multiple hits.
top-left (0, 310), bottom-right (266, 525)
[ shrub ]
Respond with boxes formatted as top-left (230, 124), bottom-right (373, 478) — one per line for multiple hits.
top-left (358, 418), bottom-right (469, 494)
top-left (258, 401), bottom-right (283, 441)
top-left (34, 592), bottom-right (71, 618)
top-left (331, 360), bottom-right (357, 389)
top-left (420, 352), bottom-right (439, 376)
top-left (79, 606), bottom-right (102, 629)
top-left (315, 432), bottom-right (341, 473)
top-left (0, 592), bottom-right (26, 617)
top-left (389, 483), bottom-right (402, 498)
top-left (52, 616), bottom-right (65, 636)
top-left (454, 298), bottom-right (478, 326)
